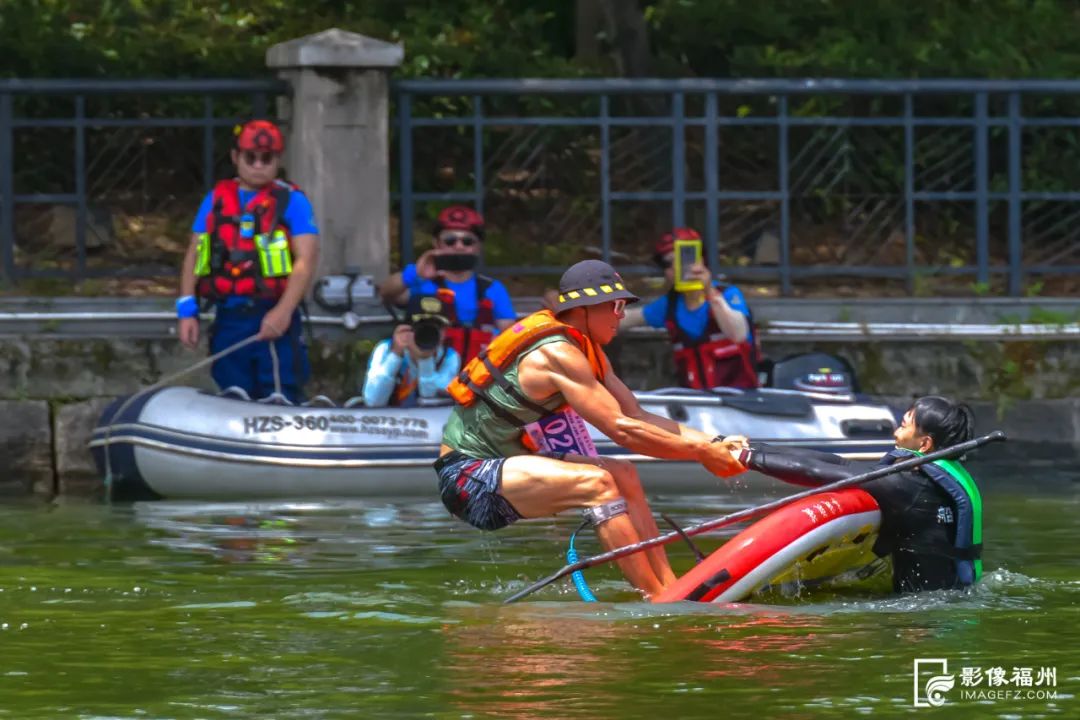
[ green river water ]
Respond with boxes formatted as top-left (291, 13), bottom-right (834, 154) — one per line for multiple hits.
top-left (1, 442), bottom-right (1077, 719)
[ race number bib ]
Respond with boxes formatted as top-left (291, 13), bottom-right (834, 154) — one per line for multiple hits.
top-left (524, 410), bottom-right (598, 457)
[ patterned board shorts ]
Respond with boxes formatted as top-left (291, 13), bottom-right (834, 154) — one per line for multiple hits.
top-left (434, 451), bottom-right (523, 531)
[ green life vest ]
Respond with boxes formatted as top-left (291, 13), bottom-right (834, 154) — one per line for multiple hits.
top-left (878, 448), bottom-right (983, 584)
top-left (441, 335), bottom-right (569, 457)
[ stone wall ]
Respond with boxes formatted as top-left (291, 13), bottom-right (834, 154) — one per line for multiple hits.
top-left (2, 333), bottom-right (1078, 497)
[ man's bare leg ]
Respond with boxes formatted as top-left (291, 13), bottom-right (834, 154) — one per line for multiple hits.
top-left (500, 454), bottom-right (667, 596)
top-left (602, 458), bottom-right (677, 585)
top-left (568, 456), bottom-right (676, 586)
top-left (592, 515), bottom-right (667, 596)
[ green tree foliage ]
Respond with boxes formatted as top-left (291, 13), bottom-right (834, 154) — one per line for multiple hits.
top-left (0, 0), bottom-right (580, 79)
top-left (4, 1), bottom-right (1080, 80)
top-left (646, 0), bottom-right (1080, 78)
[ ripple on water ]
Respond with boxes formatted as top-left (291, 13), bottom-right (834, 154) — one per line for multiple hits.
top-left (1, 449), bottom-right (1076, 719)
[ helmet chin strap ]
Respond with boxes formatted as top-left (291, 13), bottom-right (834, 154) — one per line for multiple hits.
top-left (582, 304), bottom-right (596, 347)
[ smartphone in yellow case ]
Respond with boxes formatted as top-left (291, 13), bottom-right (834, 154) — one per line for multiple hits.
top-left (673, 237), bottom-right (704, 292)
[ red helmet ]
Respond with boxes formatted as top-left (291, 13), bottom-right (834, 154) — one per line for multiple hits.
top-left (654, 227), bottom-right (701, 258)
top-left (234, 119), bottom-right (285, 153)
top-left (435, 205), bottom-right (485, 239)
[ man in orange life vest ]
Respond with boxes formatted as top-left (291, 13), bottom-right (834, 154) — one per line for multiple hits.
top-left (621, 228), bottom-right (759, 389)
top-left (435, 260), bottom-right (747, 598)
top-left (379, 206), bottom-right (516, 364)
top-left (176, 119), bottom-right (320, 402)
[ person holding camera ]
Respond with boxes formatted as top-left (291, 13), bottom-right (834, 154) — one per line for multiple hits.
top-left (361, 293), bottom-right (461, 408)
top-left (621, 227), bottom-right (759, 390)
top-left (378, 206), bottom-right (516, 364)
top-left (176, 119), bottom-right (319, 403)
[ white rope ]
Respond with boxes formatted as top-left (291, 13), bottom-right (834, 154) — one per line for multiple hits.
top-left (269, 338), bottom-right (283, 398)
top-left (101, 333), bottom-right (262, 500)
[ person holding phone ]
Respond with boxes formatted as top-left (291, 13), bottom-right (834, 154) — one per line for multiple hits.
top-left (379, 206), bottom-right (516, 364)
top-left (621, 227), bottom-right (759, 389)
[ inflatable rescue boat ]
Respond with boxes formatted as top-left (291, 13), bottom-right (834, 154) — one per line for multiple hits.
top-left (90, 353), bottom-right (898, 501)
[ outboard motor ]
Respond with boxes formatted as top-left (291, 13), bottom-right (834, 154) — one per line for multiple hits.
top-left (768, 352), bottom-right (858, 396)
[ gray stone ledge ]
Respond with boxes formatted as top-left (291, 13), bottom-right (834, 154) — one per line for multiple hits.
top-left (267, 28), bottom-right (404, 69)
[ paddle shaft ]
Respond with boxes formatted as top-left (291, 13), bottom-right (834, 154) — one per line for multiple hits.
top-left (503, 430), bottom-right (1006, 604)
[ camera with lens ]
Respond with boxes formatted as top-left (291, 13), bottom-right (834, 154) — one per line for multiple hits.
top-left (406, 294), bottom-right (449, 352)
top-left (411, 317), bottom-right (444, 351)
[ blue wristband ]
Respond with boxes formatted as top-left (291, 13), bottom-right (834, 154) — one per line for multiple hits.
top-left (176, 295), bottom-right (199, 319)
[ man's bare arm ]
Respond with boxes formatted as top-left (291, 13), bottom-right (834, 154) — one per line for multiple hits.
top-left (273, 233), bottom-right (318, 316)
top-left (520, 343), bottom-right (710, 461)
top-left (706, 287), bottom-right (749, 344)
top-left (602, 359), bottom-right (716, 443)
top-left (378, 271), bottom-right (410, 305)
top-left (179, 233), bottom-right (199, 296)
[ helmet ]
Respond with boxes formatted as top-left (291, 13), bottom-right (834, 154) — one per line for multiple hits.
top-left (555, 260), bottom-right (640, 312)
top-left (654, 227), bottom-right (701, 258)
top-left (434, 205), bottom-right (485, 240)
top-left (234, 119), bottom-right (285, 153)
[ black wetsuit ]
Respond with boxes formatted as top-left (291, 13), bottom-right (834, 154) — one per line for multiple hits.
top-left (747, 444), bottom-right (965, 593)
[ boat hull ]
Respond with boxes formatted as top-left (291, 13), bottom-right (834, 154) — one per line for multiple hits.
top-left (91, 387), bottom-right (898, 500)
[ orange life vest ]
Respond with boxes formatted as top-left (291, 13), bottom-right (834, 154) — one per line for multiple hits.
top-left (664, 289), bottom-right (760, 390)
top-left (434, 275), bottom-right (497, 364)
top-left (195, 178), bottom-right (296, 300)
top-left (447, 309), bottom-right (606, 409)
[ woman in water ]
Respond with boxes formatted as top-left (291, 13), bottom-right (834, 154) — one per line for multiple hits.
top-left (740, 396), bottom-right (983, 593)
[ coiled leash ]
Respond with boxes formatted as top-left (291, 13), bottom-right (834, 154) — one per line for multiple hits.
top-left (567, 519), bottom-right (598, 602)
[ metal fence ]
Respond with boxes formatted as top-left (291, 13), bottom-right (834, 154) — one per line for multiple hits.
top-left (396, 78), bottom-right (1080, 295)
top-left (0, 78), bottom-right (283, 284)
top-left (4, 77), bottom-right (1080, 296)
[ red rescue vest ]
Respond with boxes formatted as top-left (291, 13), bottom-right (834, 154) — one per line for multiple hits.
top-left (435, 274), bottom-right (497, 364)
top-left (664, 289), bottom-right (760, 390)
top-left (196, 178), bottom-right (297, 300)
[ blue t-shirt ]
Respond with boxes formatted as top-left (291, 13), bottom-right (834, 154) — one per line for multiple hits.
top-left (191, 184), bottom-right (319, 235)
top-left (641, 285), bottom-right (752, 342)
top-left (401, 264), bottom-right (515, 325)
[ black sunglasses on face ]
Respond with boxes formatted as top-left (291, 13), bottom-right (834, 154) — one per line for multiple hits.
top-left (441, 234), bottom-right (478, 248)
top-left (242, 151), bottom-right (277, 167)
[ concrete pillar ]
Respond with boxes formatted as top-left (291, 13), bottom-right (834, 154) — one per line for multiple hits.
top-left (267, 28), bottom-right (404, 284)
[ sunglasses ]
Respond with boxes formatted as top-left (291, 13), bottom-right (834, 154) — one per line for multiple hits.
top-left (241, 151), bottom-right (278, 167)
top-left (441, 233), bottom-right (478, 248)
top-left (656, 254), bottom-right (674, 269)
